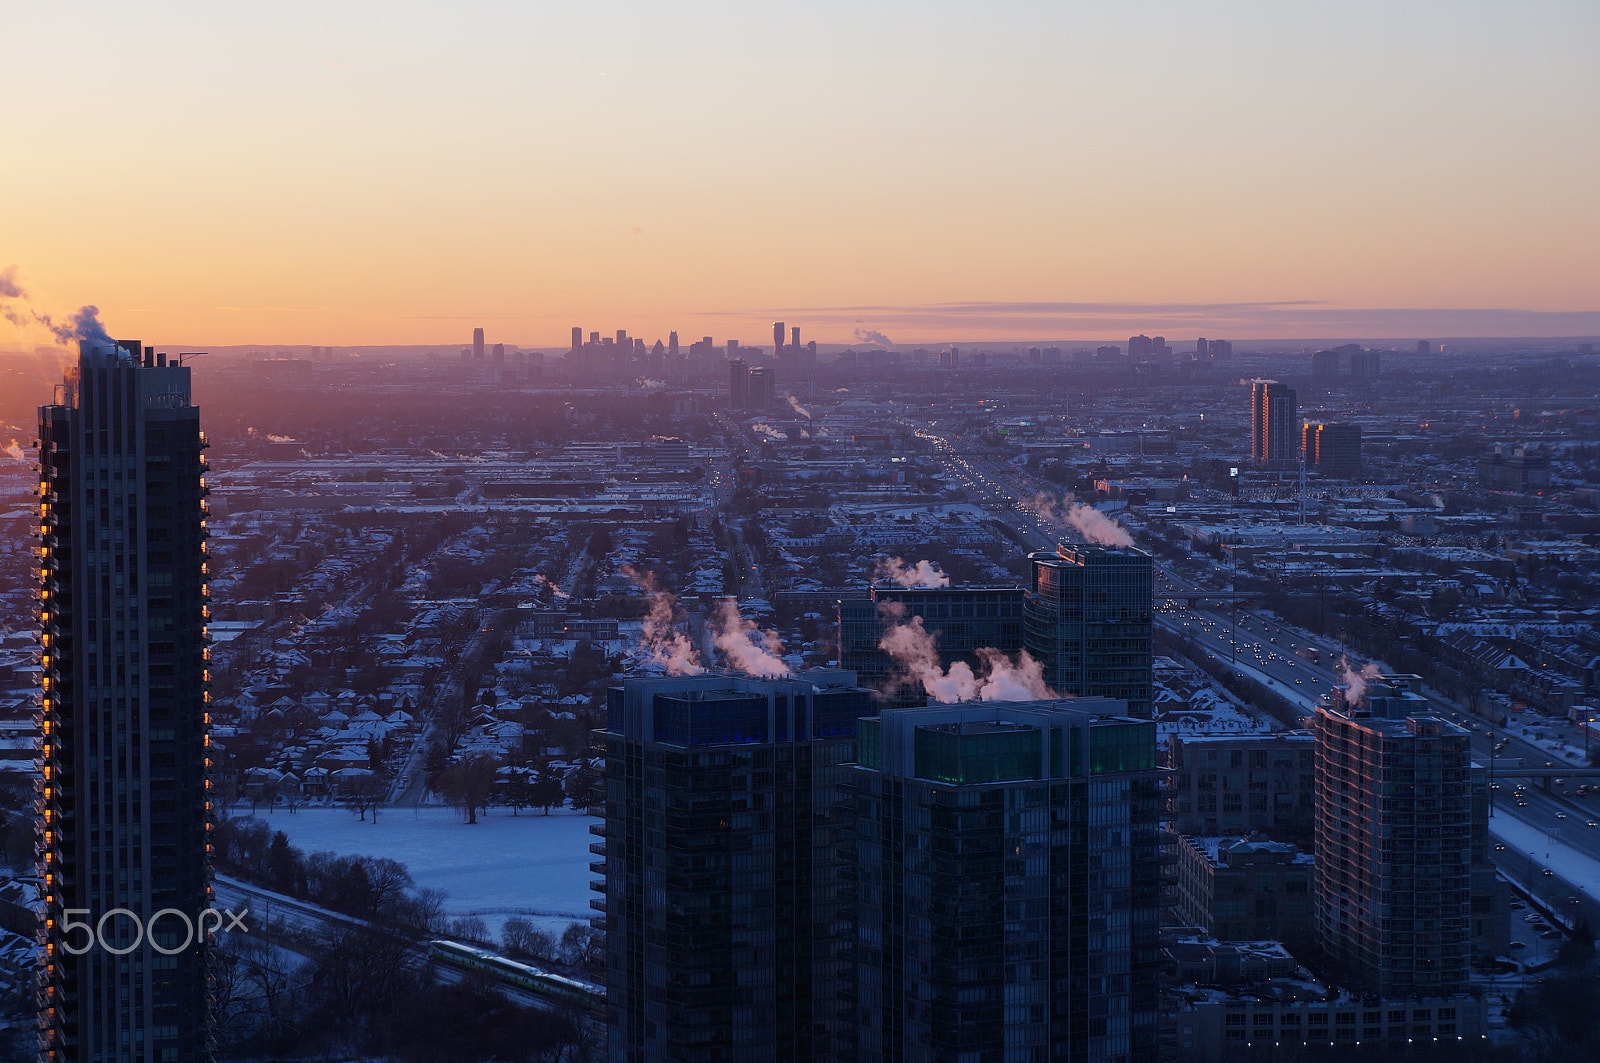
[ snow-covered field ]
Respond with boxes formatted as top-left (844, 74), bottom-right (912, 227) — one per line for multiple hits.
top-left (227, 804), bottom-right (597, 936)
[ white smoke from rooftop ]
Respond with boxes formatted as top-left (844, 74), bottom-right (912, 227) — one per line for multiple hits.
top-left (1339, 656), bottom-right (1384, 706)
top-left (873, 557), bottom-right (950, 589)
top-left (878, 616), bottom-right (1059, 703)
top-left (3, 440), bottom-right (24, 462)
top-left (533, 573), bottom-right (569, 600)
top-left (622, 566), bottom-right (703, 675)
top-left (710, 597), bottom-right (790, 678)
top-left (1030, 491), bottom-right (1134, 548)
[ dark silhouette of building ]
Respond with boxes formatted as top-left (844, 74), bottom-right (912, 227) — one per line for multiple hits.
top-left (38, 337), bottom-right (212, 1061)
top-left (847, 699), bottom-right (1162, 1062)
top-left (1251, 381), bottom-right (1298, 466)
top-left (597, 671), bottom-right (872, 1063)
top-left (1172, 836), bottom-right (1315, 949)
top-left (1023, 545), bottom-right (1153, 717)
top-left (1477, 444), bottom-right (1550, 492)
top-left (1165, 732), bottom-right (1315, 839)
top-left (1350, 349), bottom-right (1382, 384)
top-left (727, 358), bottom-right (748, 409)
top-left (1128, 333), bottom-right (1152, 358)
top-left (1303, 422), bottom-right (1362, 477)
top-left (1415, 340), bottom-right (1431, 355)
top-left (1309, 349), bottom-right (1341, 388)
top-left (772, 320), bottom-right (785, 364)
top-left (1314, 686), bottom-right (1473, 999)
top-left (746, 365), bottom-right (775, 410)
top-left (837, 585), bottom-right (1025, 696)
top-left (472, 326), bottom-right (485, 361)
top-left (571, 326), bottom-right (583, 351)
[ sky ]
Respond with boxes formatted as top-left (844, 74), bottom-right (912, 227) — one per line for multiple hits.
top-left (3, 0), bottom-right (1598, 349)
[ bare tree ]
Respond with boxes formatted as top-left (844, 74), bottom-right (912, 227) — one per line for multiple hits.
top-left (439, 754), bottom-right (499, 824)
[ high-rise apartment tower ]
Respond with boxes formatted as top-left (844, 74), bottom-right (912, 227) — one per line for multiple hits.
top-left (1251, 381), bottom-right (1298, 466)
top-left (38, 337), bottom-right (213, 1061)
top-left (597, 671), bottom-right (872, 1063)
top-left (1023, 545), bottom-right (1153, 717)
top-left (848, 699), bottom-right (1162, 1062)
top-left (1314, 685), bottom-right (1474, 998)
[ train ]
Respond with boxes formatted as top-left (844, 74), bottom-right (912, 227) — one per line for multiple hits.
top-left (428, 938), bottom-right (603, 1014)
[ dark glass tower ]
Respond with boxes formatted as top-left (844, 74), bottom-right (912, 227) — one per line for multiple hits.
top-left (847, 699), bottom-right (1163, 1062)
top-left (597, 671), bottom-right (872, 1063)
top-left (1023, 545), bottom-right (1153, 718)
top-left (38, 338), bottom-right (212, 1061)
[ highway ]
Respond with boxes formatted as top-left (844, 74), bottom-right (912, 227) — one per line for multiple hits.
top-left (912, 418), bottom-right (1600, 903)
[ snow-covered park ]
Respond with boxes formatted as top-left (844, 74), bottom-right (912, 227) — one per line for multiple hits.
top-left (226, 803), bottom-right (597, 936)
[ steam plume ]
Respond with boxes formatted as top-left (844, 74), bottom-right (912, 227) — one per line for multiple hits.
top-left (878, 617), bottom-right (1059, 703)
top-left (533, 573), bottom-right (569, 600)
top-left (873, 557), bottom-right (950, 588)
top-left (1030, 491), bottom-right (1134, 548)
top-left (1338, 656), bottom-right (1384, 706)
top-left (788, 395), bottom-right (811, 419)
top-left (622, 566), bottom-right (704, 675)
top-left (3, 440), bottom-right (24, 462)
top-left (853, 328), bottom-right (892, 347)
top-left (709, 597), bottom-right (790, 678)
top-left (0, 269), bottom-right (113, 350)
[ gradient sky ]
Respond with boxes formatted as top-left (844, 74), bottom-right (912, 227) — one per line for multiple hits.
top-left (3, 0), bottom-right (1597, 348)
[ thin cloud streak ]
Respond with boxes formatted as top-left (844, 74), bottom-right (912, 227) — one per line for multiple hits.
top-left (711, 301), bottom-right (1600, 341)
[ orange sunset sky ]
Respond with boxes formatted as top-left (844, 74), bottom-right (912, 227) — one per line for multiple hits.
top-left (4, 1), bottom-right (1598, 349)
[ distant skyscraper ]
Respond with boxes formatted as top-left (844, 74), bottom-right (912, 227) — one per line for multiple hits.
top-left (1251, 381), bottom-right (1298, 465)
top-left (492, 342), bottom-right (505, 364)
top-left (848, 699), bottom-right (1162, 1062)
top-left (1128, 333), bottom-right (1153, 358)
top-left (599, 672), bottom-right (871, 1063)
top-left (1350, 349), bottom-right (1382, 385)
top-left (1315, 687), bottom-right (1474, 998)
top-left (472, 326), bottom-right (485, 361)
top-left (1023, 545), bottom-right (1153, 717)
top-left (1309, 349), bottom-right (1341, 387)
top-left (1416, 339), bottom-right (1431, 355)
top-left (1196, 337), bottom-right (1209, 357)
top-left (38, 338), bottom-right (212, 1061)
top-left (1209, 339), bottom-right (1233, 358)
top-left (773, 320), bottom-right (785, 362)
top-left (746, 365), bottom-right (776, 409)
top-left (727, 357), bottom-right (748, 409)
top-left (667, 331), bottom-right (678, 358)
top-left (571, 326), bottom-right (583, 351)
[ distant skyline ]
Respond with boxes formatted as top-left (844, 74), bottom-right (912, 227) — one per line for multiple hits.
top-left (4, 1), bottom-right (1597, 347)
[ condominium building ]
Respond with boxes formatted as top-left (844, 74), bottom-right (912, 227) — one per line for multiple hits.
top-left (1314, 694), bottom-right (1474, 998)
top-left (596, 670), bottom-right (872, 1063)
top-left (847, 698), bottom-right (1162, 1063)
top-left (37, 337), bottom-right (213, 1061)
top-left (1023, 546), bottom-right (1153, 717)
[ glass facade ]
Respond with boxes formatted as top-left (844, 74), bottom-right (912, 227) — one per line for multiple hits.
top-left (1022, 547), bottom-right (1153, 719)
top-left (846, 702), bottom-right (1162, 1063)
top-left (599, 673), bottom-right (872, 1063)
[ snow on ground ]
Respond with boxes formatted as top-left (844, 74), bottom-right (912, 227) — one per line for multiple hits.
top-left (228, 804), bottom-right (596, 938)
